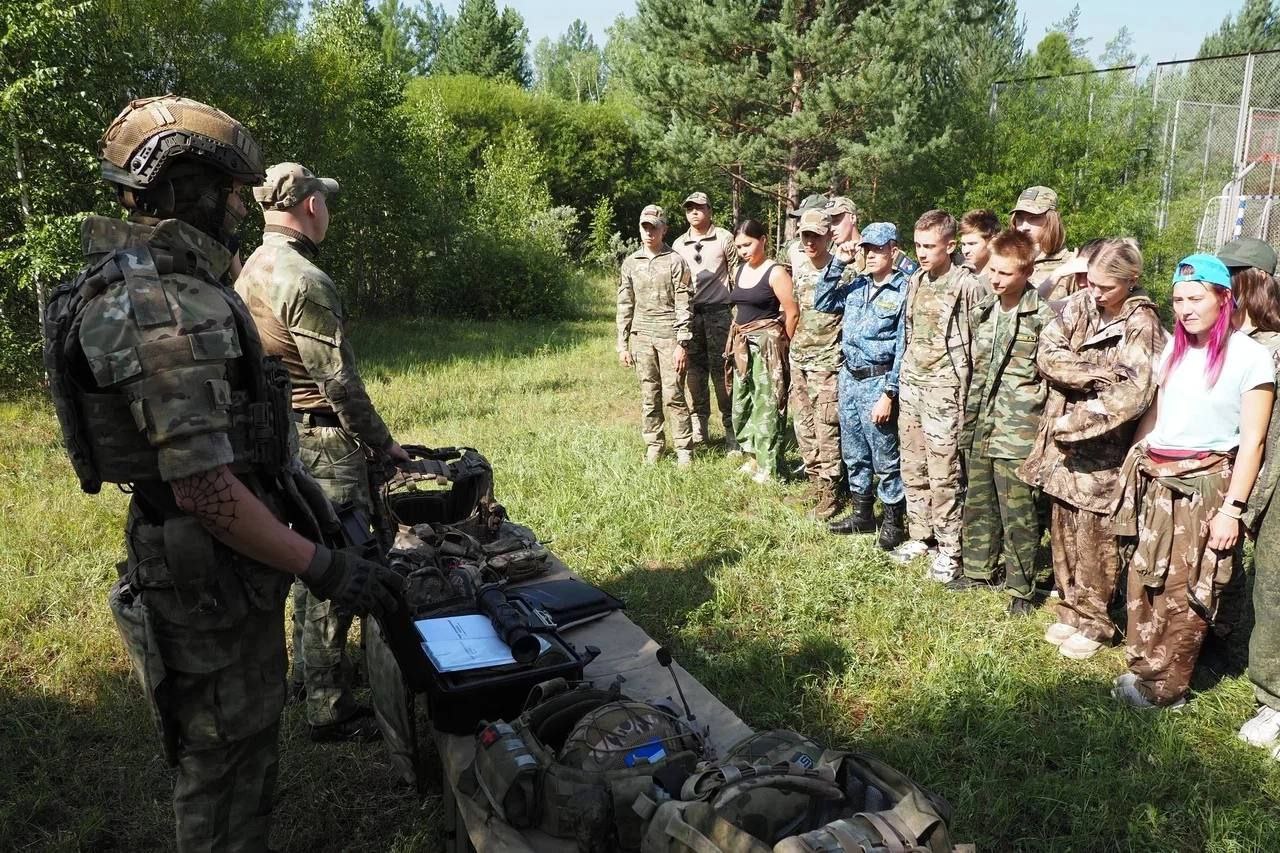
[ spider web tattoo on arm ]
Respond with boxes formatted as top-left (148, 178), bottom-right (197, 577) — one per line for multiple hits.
top-left (172, 467), bottom-right (241, 535)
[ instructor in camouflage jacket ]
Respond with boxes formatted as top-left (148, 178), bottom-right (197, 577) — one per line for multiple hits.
top-left (237, 162), bottom-right (412, 741)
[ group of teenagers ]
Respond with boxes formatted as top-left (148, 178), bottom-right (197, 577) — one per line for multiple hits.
top-left (615, 184), bottom-right (1280, 736)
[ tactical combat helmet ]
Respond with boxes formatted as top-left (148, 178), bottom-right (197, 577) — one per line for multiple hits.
top-left (99, 95), bottom-right (265, 190)
top-left (559, 700), bottom-right (700, 773)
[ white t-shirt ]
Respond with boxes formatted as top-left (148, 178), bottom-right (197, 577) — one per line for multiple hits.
top-left (1147, 331), bottom-right (1275, 452)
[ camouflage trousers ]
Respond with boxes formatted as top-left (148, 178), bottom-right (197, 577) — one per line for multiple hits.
top-left (630, 333), bottom-right (693, 451)
top-left (684, 305), bottom-right (734, 441)
top-left (731, 338), bottom-right (787, 477)
top-left (292, 424), bottom-right (371, 727)
top-left (1252, 499), bottom-right (1280, 711)
top-left (899, 381), bottom-right (964, 556)
top-left (837, 370), bottom-right (904, 504)
top-left (789, 363), bottom-right (842, 481)
top-left (961, 453), bottom-right (1041, 599)
top-left (1049, 498), bottom-right (1121, 641)
top-left (111, 503), bottom-right (290, 852)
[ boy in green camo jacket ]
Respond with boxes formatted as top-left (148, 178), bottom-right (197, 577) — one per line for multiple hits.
top-left (951, 229), bottom-right (1055, 615)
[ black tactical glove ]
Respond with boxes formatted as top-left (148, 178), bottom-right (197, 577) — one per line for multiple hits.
top-left (301, 544), bottom-right (405, 619)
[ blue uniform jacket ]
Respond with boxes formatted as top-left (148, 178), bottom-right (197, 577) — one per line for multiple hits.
top-left (813, 258), bottom-right (908, 395)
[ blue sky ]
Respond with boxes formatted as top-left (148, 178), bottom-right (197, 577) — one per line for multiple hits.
top-left (440, 1), bottom-right (1241, 67)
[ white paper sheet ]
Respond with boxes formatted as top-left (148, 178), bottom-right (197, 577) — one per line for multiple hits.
top-left (415, 614), bottom-right (515, 672)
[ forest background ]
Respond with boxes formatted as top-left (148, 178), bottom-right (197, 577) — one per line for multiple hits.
top-left (2, 0), bottom-right (1278, 386)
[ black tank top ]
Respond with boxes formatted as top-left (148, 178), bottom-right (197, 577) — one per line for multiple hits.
top-left (731, 261), bottom-right (781, 324)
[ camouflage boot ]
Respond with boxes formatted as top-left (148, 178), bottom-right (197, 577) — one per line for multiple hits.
top-left (877, 500), bottom-right (907, 551)
top-left (812, 479), bottom-right (845, 521)
top-left (828, 493), bottom-right (876, 535)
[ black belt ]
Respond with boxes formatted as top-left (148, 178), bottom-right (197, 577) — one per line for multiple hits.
top-left (844, 362), bottom-right (892, 381)
top-left (292, 409), bottom-right (342, 428)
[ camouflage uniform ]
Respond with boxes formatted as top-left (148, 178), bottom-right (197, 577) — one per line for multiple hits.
top-left (1019, 289), bottom-right (1166, 641)
top-left (672, 225), bottom-right (737, 442)
top-left (1114, 447), bottom-right (1235, 705)
top-left (73, 215), bottom-right (296, 851)
top-left (898, 264), bottom-right (986, 556)
top-left (617, 245), bottom-right (694, 451)
top-left (788, 253), bottom-right (843, 482)
top-left (725, 318), bottom-right (789, 476)
top-left (238, 224), bottom-right (392, 730)
top-left (1033, 248), bottom-right (1078, 301)
top-left (958, 286), bottom-right (1055, 598)
top-left (813, 258), bottom-right (907, 505)
top-left (1247, 330), bottom-right (1280, 711)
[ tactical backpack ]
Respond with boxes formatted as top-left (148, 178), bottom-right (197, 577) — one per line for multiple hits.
top-left (635, 730), bottom-right (959, 853)
top-left (469, 678), bottom-right (707, 851)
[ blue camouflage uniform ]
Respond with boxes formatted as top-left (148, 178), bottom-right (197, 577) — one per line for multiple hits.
top-left (814, 259), bottom-right (908, 504)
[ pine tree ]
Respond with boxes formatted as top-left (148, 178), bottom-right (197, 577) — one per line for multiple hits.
top-left (435, 0), bottom-right (531, 86)
top-left (1199, 0), bottom-right (1280, 57)
top-left (533, 20), bottom-right (604, 102)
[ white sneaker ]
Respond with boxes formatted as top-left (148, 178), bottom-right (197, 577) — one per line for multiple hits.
top-left (890, 540), bottom-right (931, 564)
top-left (675, 449), bottom-right (693, 468)
top-left (928, 552), bottom-right (961, 582)
top-left (738, 458), bottom-right (758, 475)
top-left (1059, 632), bottom-right (1104, 660)
top-left (1239, 706), bottom-right (1280, 746)
top-left (644, 446), bottom-right (661, 465)
top-left (1111, 673), bottom-right (1185, 710)
top-left (751, 469), bottom-right (772, 484)
top-left (1044, 623), bottom-right (1077, 646)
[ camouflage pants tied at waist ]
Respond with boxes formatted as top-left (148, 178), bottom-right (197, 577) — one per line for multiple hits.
top-left (1049, 498), bottom-right (1122, 641)
top-left (684, 305), bottom-right (734, 439)
top-left (899, 381), bottom-right (963, 555)
top-left (292, 424), bottom-right (370, 727)
top-left (837, 370), bottom-right (903, 504)
top-left (1251, 499), bottom-right (1280, 710)
top-left (730, 337), bottom-right (788, 477)
top-left (630, 333), bottom-right (693, 451)
top-left (789, 363), bottom-right (842, 481)
top-left (962, 452), bottom-right (1042, 599)
top-left (1114, 446), bottom-right (1235, 706)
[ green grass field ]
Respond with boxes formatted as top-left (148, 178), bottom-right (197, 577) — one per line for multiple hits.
top-left (3, 279), bottom-right (1280, 851)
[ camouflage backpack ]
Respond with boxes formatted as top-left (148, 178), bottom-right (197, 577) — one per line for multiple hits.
top-left (469, 678), bottom-right (707, 851)
top-left (635, 730), bottom-right (958, 853)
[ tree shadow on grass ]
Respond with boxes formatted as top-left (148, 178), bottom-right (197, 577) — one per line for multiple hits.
top-left (604, 549), bottom-right (736, 649)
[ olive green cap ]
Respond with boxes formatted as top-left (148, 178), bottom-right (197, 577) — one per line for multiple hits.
top-left (1218, 237), bottom-right (1278, 275)
top-left (254, 162), bottom-right (339, 211)
top-left (787, 193), bottom-right (827, 218)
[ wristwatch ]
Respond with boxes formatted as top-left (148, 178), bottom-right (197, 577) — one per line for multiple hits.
top-left (883, 387), bottom-right (897, 400)
top-left (1226, 497), bottom-right (1248, 512)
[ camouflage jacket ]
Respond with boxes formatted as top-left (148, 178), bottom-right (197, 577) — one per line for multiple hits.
top-left (672, 225), bottom-right (737, 306)
top-left (960, 285), bottom-right (1056, 460)
top-left (1245, 328), bottom-right (1280, 531)
top-left (76, 216), bottom-right (249, 483)
top-left (1017, 288), bottom-right (1167, 513)
top-left (616, 246), bottom-right (693, 349)
top-left (813, 258), bottom-right (907, 395)
top-left (236, 228), bottom-right (392, 450)
top-left (903, 263), bottom-right (987, 390)
top-left (788, 253), bottom-right (843, 372)
top-left (1034, 248), bottom-right (1078, 301)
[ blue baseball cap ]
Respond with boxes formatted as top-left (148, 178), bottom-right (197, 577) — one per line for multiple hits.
top-left (1172, 253), bottom-right (1232, 289)
top-left (858, 222), bottom-right (898, 247)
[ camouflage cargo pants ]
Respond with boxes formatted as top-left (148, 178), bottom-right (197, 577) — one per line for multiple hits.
top-left (292, 424), bottom-right (371, 727)
top-left (899, 381), bottom-right (964, 556)
top-left (837, 370), bottom-right (904, 504)
top-left (112, 504), bottom-right (290, 852)
top-left (789, 364), bottom-right (842, 481)
top-left (1050, 498), bottom-right (1121, 641)
top-left (731, 340), bottom-right (787, 477)
top-left (684, 305), bottom-right (734, 440)
top-left (961, 453), bottom-right (1041, 599)
top-left (1252, 501), bottom-right (1280, 710)
top-left (630, 333), bottom-right (693, 451)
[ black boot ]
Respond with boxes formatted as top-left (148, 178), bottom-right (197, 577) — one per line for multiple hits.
top-left (877, 500), bottom-right (906, 551)
top-left (828, 492), bottom-right (876, 535)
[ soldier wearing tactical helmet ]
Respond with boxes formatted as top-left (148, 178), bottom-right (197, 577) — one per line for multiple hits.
top-left (44, 95), bottom-right (404, 851)
top-left (237, 162), bottom-right (412, 744)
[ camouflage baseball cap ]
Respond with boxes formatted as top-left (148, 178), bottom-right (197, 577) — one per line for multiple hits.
top-left (858, 222), bottom-right (898, 247)
top-left (824, 196), bottom-right (857, 217)
top-left (683, 191), bottom-right (710, 207)
top-left (796, 209), bottom-right (831, 236)
top-left (254, 162), bottom-right (340, 211)
top-left (639, 204), bottom-right (667, 226)
top-left (787, 193), bottom-right (827, 218)
top-left (1012, 185), bottom-right (1058, 215)
top-left (1218, 236), bottom-right (1278, 274)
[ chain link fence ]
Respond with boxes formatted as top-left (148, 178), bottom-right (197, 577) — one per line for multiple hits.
top-left (987, 49), bottom-right (1280, 280)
